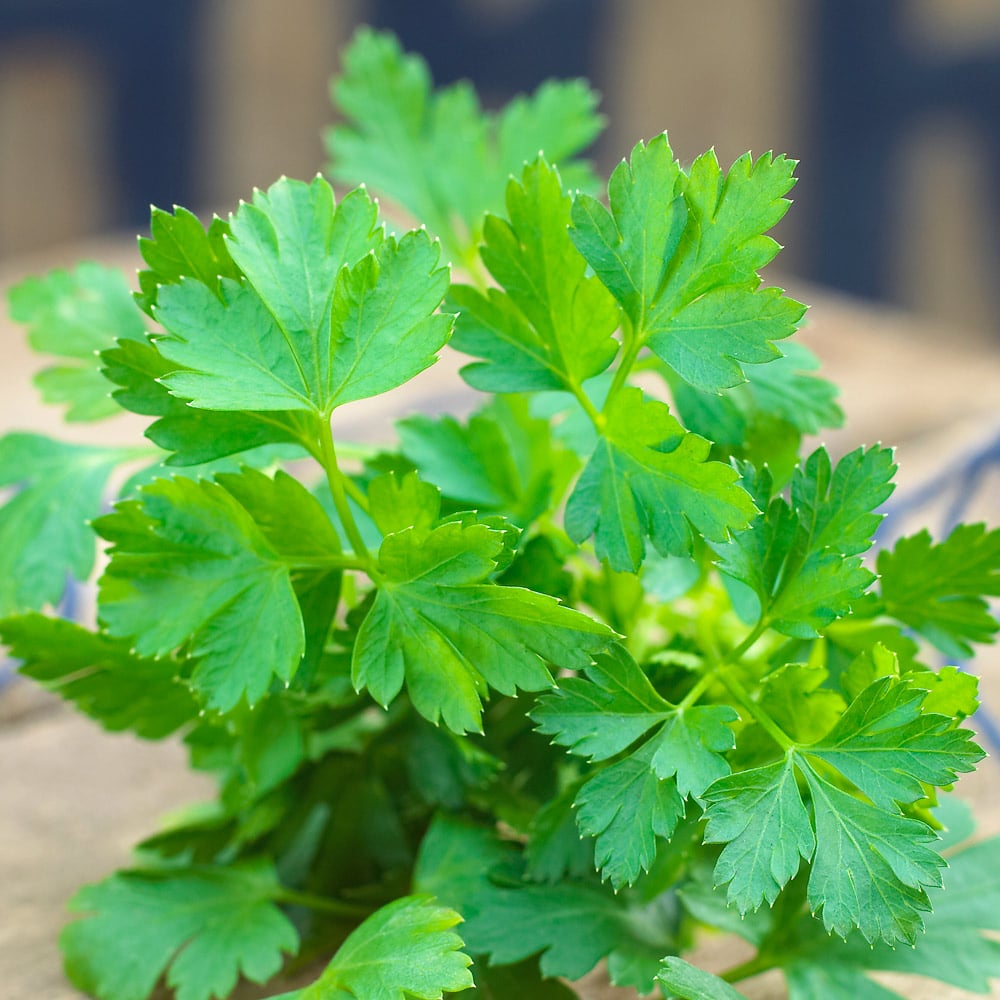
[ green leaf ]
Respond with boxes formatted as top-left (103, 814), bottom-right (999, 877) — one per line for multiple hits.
top-left (0, 612), bottom-right (198, 739)
top-left (326, 29), bottom-right (602, 263)
top-left (657, 957), bottom-right (748, 999)
top-left (95, 477), bottom-right (305, 711)
top-left (61, 860), bottom-right (299, 1000)
top-left (154, 177), bottom-right (451, 417)
top-left (525, 783), bottom-right (595, 883)
top-left (757, 664), bottom-right (846, 744)
top-left (353, 516), bottom-right (613, 732)
top-left (293, 896), bottom-right (472, 1000)
top-left (8, 261), bottom-right (146, 420)
top-left (706, 675), bottom-right (980, 943)
top-left (714, 446), bottom-right (895, 636)
top-left (398, 395), bottom-right (575, 527)
top-left (367, 469), bottom-right (441, 536)
top-left (800, 765), bottom-right (945, 944)
top-left (102, 336), bottom-right (314, 467)
top-left (703, 757), bottom-right (815, 913)
top-left (570, 134), bottom-right (687, 330)
top-left (414, 815), bottom-right (673, 994)
top-left (570, 135), bottom-right (803, 392)
top-left (533, 646), bottom-right (673, 761)
top-left (564, 387), bottom-right (756, 571)
top-left (215, 467), bottom-right (343, 561)
top-left (450, 158), bottom-right (619, 392)
top-left (741, 341), bottom-right (843, 435)
top-left (135, 206), bottom-right (242, 315)
top-left (783, 830), bottom-right (1000, 998)
top-left (877, 524), bottom-right (1000, 657)
top-left (217, 467), bottom-right (345, 679)
top-left (534, 647), bottom-right (736, 886)
top-left (0, 433), bottom-right (130, 614)
top-left (906, 665), bottom-right (979, 718)
top-left (805, 676), bottom-right (984, 810)
top-left (574, 742), bottom-right (685, 889)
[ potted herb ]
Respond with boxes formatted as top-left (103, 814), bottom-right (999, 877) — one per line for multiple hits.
top-left (2, 28), bottom-right (999, 1000)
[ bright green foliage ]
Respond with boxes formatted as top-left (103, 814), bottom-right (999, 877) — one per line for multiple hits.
top-left (564, 387), bottom-right (757, 571)
top-left (449, 158), bottom-right (619, 392)
top-left (5, 28), bottom-right (1000, 1000)
top-left (102, 338), bottom-right (313, 467)
top-left (0, 433), bottom-right (132, 614)
top-left (155, 178), bottom-right (452, 417)
top-left (782, 829), bottom-right (1000, 998)
top-left (215, 467), bottom-right (343, 561)
top-left (8, 262), bottom-right (147, 420)
top-left (877, 523), bottom-right (1000, 657)
top-left (806, 676), bottom-right (984, 809)
top-left (670, 341), bottom-right (843, 465)
top-left (740, 341), bottom-right (843, 434)
top-left (907, 665), bottom-right (980, 718)
top-left (136, 206), bottom-right (242, 316)
top-left (61, 860), bottom-right (299, 1000)
top-left (326, 28), bottom-right (603, 264)
top-left (0, 612), bottom-right (197, 738)
top-left (714, 445), bottom-right (896, 636)
top-left (705, 676), bottom-right (982, 944)
top-left (94, 477), bottom-right (306, 711)
top-left (397, 395), bottom-right (576, 526)
top-left (800, 766), bottom-right (945, 944)
top-left (353, 493), bottom-right (613, 732)
top-left (703, 757), bottom-right (815, 913)
top-left (284, 896), bottom-right (472, 999)
top-left (755, 664), bottom-right (846, 744)
top-left (414, 815), bottom-right (675, 993)
top-left (657, 957), bottom-right (747, 999)
top-left (570, 134), bottom-right (804, 393)
top-left (534, 647), bottom-right (736, 886)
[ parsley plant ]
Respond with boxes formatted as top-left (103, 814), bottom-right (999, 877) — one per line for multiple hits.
top-left (3, 27), bottom-right (1000, 1000)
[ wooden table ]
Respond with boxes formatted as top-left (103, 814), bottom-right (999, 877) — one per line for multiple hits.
top-left (2, 238), bottom-right (999, 999)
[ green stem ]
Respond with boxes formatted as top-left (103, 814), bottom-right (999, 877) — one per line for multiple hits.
top-left (719, 952), bottom-right (779, 984)
top-left (677, 671), bottom-right (714, 710)
top-left (342, 474), bottom-right (371, 514)
top-left (276, 888), bottom-right (375, 920)
top-left (291, 554), bottom-right (371, 572)
top-left (605, 315), bottom-right (643, 405)
top-left (318, 419), bottom-right (372, 565)
top-left (568, 377), bottom-right (605, 431)
top-left (682, 620), bottom-right (768, 711)
top-left (718, 669), bottom-right (793, 752)
top-left (729, 619), bottom-right (769, 662)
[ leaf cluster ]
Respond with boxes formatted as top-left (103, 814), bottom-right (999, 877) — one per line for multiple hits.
top-left (2, 27), bottom-right (999, 1000)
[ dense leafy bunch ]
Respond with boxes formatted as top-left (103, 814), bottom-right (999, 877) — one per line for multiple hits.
top-left (4, 26), bottom-right (1000, 1000)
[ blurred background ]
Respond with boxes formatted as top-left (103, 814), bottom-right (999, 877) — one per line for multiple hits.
top-left (2, 0), bottom-right (1000, 342)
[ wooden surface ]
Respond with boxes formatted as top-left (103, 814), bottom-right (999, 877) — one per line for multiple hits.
top-left (1, 239), bottom-right (999, 998)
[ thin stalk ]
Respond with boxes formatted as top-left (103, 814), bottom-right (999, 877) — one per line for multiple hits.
top-left (318, 419), bottom-right (372, 565)
top-left (728, 620), bottom-right (769, 662)
top-left (719, 952), bottom-right (779, 984)
top-left (341, 474), bottom-right (371, 514)
top-left (569, 378), bottom-right (606, 430)
top-left (605, 314), bottom-right (643, 404)
top-left (290, 554), bottom-right (371, 572)
top-left (276, 888), bottom-right (375, 920)
top-left (718, 669), bottom-right (794, 752)
top-left (677, 671), bottom-right (714, 710)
